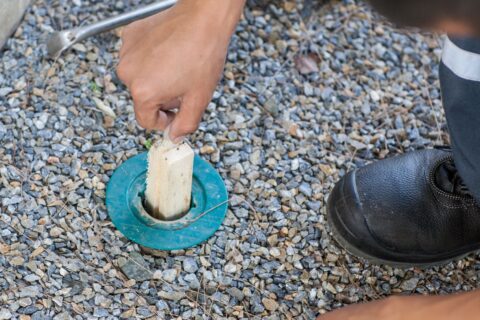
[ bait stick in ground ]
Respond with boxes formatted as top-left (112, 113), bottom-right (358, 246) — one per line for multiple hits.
top-left (145, 139), bottom-right (194, 220)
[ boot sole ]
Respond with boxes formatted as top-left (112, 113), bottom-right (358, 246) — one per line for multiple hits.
top-left (327, 206), bottom-right (478, 268)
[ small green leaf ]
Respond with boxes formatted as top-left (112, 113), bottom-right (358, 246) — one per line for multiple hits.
top-left (90, 81), bottom-right (101, 93)
top-left (144, 139), bottom-right (153, 150)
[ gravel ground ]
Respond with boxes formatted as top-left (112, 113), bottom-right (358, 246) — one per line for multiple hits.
top-left (1, 0), bottom-right (478, 319)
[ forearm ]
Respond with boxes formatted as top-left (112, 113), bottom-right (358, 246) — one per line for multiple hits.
top-left (320, 290), bottom-right (480, 320)
top-left (394, 290), bottom-right (480, 320)
top-left (173, 0), bottom-right (246, 41)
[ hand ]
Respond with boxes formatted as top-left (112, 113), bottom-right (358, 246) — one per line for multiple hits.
top-left (117, 0), bottom-right (245, 142)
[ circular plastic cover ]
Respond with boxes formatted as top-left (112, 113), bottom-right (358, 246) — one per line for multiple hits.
top-left (106, 152), bottom-right (228, 250)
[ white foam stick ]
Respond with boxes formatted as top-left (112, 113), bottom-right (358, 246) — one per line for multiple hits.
top-left (145, 137), bottom-right (194, 220)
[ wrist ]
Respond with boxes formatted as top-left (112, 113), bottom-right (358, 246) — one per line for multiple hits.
top-left (175, 0), bottom-right (245, 36)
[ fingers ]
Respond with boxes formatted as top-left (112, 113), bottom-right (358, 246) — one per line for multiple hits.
top-left (117, 58), bottom-right (180, 132)
top-left (118, 53), bottom-right (203, 136)
top-left (161, 97), bottom-right (181, 111)
top-left (168, 93), bottom-right (207, 142)
top-left (133, 96), bottom-right (178, 130)
top-left (135, 105), bottom-right (176, 131)
top-left (133, 99), bottom-right (160, 129)
top-left (157, 110), bottom-right (176, 130)
top-left (131, 82), bottom-right (179, 130)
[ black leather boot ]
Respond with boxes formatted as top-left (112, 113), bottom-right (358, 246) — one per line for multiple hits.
top-left (327, 148), bottom-right (480, 267)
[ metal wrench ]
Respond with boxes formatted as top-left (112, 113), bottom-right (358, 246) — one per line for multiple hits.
top-left (46, 0), bottom-right (177, 59)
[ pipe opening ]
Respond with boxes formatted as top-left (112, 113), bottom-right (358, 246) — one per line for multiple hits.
top-left (139, 190), bottom-right (195, 222)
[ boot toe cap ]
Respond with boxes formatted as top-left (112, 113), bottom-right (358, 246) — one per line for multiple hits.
top-left (328, 172), bottom-right (379, 251)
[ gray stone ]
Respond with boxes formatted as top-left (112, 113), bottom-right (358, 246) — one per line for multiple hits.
top-left (19, 286), bottom-right (40, 298)
top-left (298, 183), bottom-right (312, 197)
top-left (162, 269), bottom-right (177, 283)
top-left (224, 152), bottom-right (241, 166)
top-left (118, 252), bottom-right (151, 282)
top-left (184, 274), bottom-right (200, 289)
top-left (156, 300), bottom-right (169, 310)
top-left (31, 311), bottom-right (46, 320)
top-left (24, 274), bottom-right (40, 283)
top-left (0, 309), bottom-right (12, 320)
top-left (401, 278), bottom-right (420, 291)
top-left (158, 290), bottom-right (185, 301)
top-left (183, 257), bottom-right (198, 273)
top-left (227, 287), bottom-right (244, 301)
top-left (93, 308), bottom-right (110, 317)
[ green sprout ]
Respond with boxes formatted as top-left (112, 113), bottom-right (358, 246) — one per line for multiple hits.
top-left (144, 138), bottom-right (153, 150)
top-left (90, 81), bottom-right (101, 94)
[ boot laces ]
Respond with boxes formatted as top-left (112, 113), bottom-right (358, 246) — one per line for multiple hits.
top-left (435, 159), bottom-right (473, 197)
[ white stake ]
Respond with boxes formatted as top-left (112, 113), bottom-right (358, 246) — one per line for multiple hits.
top-left (145, 137), bottom-right (194, 220)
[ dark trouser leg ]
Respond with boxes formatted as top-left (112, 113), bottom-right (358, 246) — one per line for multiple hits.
top-left (440, 36), bottom-right (480, 202)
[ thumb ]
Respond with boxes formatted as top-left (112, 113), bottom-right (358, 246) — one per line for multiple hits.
top-left (168, 94), bottom-right (207, 143)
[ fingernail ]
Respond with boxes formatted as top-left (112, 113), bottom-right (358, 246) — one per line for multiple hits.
top-left (172, 135), bottom-right (185, 144)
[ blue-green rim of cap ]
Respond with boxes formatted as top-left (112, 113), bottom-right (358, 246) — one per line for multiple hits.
top-left (106, 152), bottom-right (228, 251)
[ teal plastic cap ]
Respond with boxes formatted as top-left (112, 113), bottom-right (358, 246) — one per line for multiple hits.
top-left (106, 152), bottom-right (228, 251)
